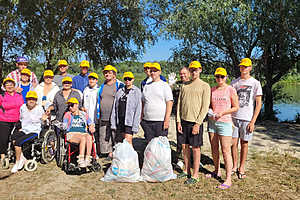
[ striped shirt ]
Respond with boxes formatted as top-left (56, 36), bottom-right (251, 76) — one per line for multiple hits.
top-left (7, 69), bottom-right (38, 87)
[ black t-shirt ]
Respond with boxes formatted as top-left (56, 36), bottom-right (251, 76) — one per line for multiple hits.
top-left (118, 88), bottom-right (131, 123)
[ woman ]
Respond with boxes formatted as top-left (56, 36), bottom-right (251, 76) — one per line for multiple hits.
top-left (46, 77), bottom-right (82, 122)
top-left (111, 72), bottom-right (142, 144)
top-left (63, 98), bottom-right (95, 168)
top-left (34, 70), bottom-right (59, 110)
top-left (0, 78), bottom-right (24, 167)
top-left (207, 67), bottom-right (239, 189)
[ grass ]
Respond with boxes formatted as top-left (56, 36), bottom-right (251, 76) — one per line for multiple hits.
top-left (0, 149), bottom-right (299, 199)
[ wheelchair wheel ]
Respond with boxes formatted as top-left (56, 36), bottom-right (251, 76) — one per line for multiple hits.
top-left (56, 135), bottom-right (65, 167)
top-left (24, 160), bottom-right (38, 172)
top-left (41, 129), bottom-right (57, 163)
top-left (2, 158), bottom-right (9, 169)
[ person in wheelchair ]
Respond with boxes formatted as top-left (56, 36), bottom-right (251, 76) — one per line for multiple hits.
top-left (63, 97), bottom-right (95, 168)
top-left (11, 91), bottom-right (48, 173)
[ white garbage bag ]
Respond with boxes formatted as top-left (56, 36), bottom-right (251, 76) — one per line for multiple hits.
top-left (101, 139), bottom-right (142, 182)
top-left (141, 136), bottom-right (177, 182)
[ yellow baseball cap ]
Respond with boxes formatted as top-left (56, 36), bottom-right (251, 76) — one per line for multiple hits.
top-left (150, 62), bottom-right (161, 71)
top-left (80, 60), bottom-right (90, 68)
top-left (26, 91), bottom-right (38, 99)
top-left (103, 65), bottom-right (117, 73)
top-left (3, 77), bottom-right (15, 85)
top-left (144, 62), bottom-right (152, 68)
top-left (62, 76), bottom-right (72, 83)
top-left (189, 61), bottom-right (202, 69)
top-left (58, 59), bottom-right (68, 66)
top-left (239, 58), bottom-right (252, 67)
top-left (66, 97), bottom-right (79, 104)
top-left (21, 68), bottom-right (31, 76)
top-left (214, 67), bottom-right (227, 76)
top-left (123, 72), bottom-right (134, 79)
top-left (88, 72), bottom-right (99, 79)
top-left (43, 70), bottom-right (54, 77)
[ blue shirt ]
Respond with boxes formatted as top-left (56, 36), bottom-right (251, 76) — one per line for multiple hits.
top-left (21, 84), bottom-right (31, 103)
top-left (72, 73), bottom-right (89, 93)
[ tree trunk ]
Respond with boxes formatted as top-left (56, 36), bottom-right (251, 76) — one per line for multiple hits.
top-left (0, 36), bottom-right (3, 82)
top-left (263, 83), bottom-right (276, 120)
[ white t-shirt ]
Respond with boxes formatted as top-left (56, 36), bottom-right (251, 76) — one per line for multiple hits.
top-left (20, 104), bottom-right (44, 135)
top-left (231, 77), bottom-right (263, 121)
top-left (83, 85), bottom-right (98, 123)
top-left (142, 80), bottom-right (173, 121)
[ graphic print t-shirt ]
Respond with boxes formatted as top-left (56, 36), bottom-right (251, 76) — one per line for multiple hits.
top-left (211, 86), bottom-right (237, 123)
top-left (68, 115), bottom-right (86, 133)
top-left (231, 77), bottom-right (262, 121)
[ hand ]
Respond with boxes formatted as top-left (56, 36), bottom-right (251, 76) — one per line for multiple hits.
top-left (45, 108), bottom-right (51, 115)
top-left (192, 123), bottom-right (200, 135)
top-left (163, 119), bottom-right (169, 130)
top-left (247, 121), bottom-right (255, 133)
top-left (41, 114), bottom-right (48, 121)
top-left (215, 112), bottom-right (223, 120)
top-left (168, 72), bottom-right (177, 86)
top-left (89, 126), bottom-right (95, 133)
top-left (15, 87), bottom-right (23, 93)
top-left (177, 122), bottom-right (183, 134)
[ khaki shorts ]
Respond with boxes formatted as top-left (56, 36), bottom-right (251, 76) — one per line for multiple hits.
top-left (66, 132), bottom-right (88, 141)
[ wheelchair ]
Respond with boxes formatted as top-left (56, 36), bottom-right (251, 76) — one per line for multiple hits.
top-left (55, 123), bottom-right (101, 174)
top-left (2, 120), bottom-right (57, 172)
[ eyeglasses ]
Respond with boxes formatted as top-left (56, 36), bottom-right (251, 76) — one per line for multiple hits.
top-left (68, 103), bottom-right (75, 108)
top-left (215, 75), bottom-right (225, 79)
top-left (124, 77), bottom-right (133, 81)
top-left (150, 70), bottom-right (159, 73)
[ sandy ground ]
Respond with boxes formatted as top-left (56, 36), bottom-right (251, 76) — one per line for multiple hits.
top-left (0, 117), bottom-right (299, 199)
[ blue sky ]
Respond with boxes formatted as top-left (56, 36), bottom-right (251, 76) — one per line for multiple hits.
top-left (139, 38), bottom-right (181, 62)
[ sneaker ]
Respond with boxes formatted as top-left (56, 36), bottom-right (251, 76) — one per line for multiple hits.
top-left (177, 172), bottom-right (189, 179)
top-left (18, 155), bottom-right (27, 170)
top-left (85, 156), bottom-right (92, 167)
top-left (11, 162), bottom-right (20, 173)
top-left (184, 177), bottom-right (200, 185)
top-left (77, 156), bottom-right (86, 168)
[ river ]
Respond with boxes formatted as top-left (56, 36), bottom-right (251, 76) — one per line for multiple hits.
top-left (275, 84), bottom-right (300, 122)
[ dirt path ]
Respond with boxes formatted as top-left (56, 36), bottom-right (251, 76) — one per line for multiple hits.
top-left (0, 117), bottom-right (299, 199)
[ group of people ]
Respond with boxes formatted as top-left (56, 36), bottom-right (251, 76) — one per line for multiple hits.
top-left (0, 56), bottom-right (262, 189)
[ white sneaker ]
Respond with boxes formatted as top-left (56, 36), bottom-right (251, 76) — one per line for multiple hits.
top-left (11, 162), bottom-right (19, 173)
top-left (17, 157), bottom-right (26, 170)
top-left (85, 156), bottom-right (92, 167)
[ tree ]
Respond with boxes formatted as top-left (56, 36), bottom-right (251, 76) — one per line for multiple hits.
top-left (154, 0), bottom-right (300, 119)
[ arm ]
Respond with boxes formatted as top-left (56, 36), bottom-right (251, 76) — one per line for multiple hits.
top-left (176, 89), bottom-right (183, 133)
top-left (132, 90), bottom-right (142, 133)
top-left (247, 95), bottom-right (262, 132)
top-left (110, 95), bottom-right (118, 130)
top-left (163, 101), bottom-right (173, 130)
top-left (215, 89), bottom-right (239, 119)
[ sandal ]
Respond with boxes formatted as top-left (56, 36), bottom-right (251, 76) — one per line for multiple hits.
top-left (177, 172), bottom-right (189, 179)
top-left (217, 183), bottom-right (231, 189)
top-left (184, 177), bottom-right (200, 185)
top-left (231, 169), bottom-right (238, 176)
top-left (238, 171), bottom-right (247, 179)
top-left (205, 172), bottom-right (221, 179)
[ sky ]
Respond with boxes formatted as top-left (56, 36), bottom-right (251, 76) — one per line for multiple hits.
top-left (139, 38), bottom-right (181, 62)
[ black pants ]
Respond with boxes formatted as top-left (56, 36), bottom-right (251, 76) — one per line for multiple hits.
top-left (0, 121), bottom-right (16, 154)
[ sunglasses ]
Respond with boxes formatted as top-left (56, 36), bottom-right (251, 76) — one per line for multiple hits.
top-left (144, 67), bottom-right (150, 70)
top-left (240, 65), bottom-right (250, 68)
top-left (150, 70), bottom-right (159, 73)
top-left (59, 65), bottom-right (68, 68)
top-left (215, 75), bottom-right (225, 79)
top-left (26, 98), bottom-right (37, 101)
top-left (44, 76), bottom-right (53, 79)
top-left (124, 77), bottom-right (133, 81)
top-left (63, 81), bottom-right (72, 84)
top-left (68, 103), bottom-right (76, 108)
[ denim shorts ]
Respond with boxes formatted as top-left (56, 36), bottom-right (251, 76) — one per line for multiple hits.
top-left (208, 119), bottom-right (233, 137)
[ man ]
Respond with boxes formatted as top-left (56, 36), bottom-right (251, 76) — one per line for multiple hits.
top-left (6, 57), bottom-right (38, 92)
top-left (140, 62), bottom-right (167, 92)
top-left (176, 61), bottom-right (210, 184)
top-left (53, 59), bottom-right (74, 89)
top-left (172, 67), bottom-right (190, 161)
top-left (231, 58), bottom-right (262, 179)
top-left (72, 60), bottom-right (90, 93)
top-left (141, 62), bottom-right (173, 143)
top-left (96, 65), bottom-right (124, 160)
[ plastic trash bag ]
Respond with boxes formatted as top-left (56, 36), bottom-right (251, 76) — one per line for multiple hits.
top-left (141, 136), bottom-right (177, 182)
top-left (101, 139), bottom-right (142, 182)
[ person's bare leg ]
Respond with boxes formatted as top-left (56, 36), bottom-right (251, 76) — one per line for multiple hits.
top-left (124, 133), bottom-right (133, 145)
top-left (182, 144), bottom-right (191, 175)
top-left (219, 135), bottom-right (233, 187)
top-left (192, 147), bottom-right (200, 179)
top-left (68, 133), bottom-right (85, 155)
top-left (85, 134), bottom-right (93, 156)
top-left (239, 139), bottom-right (248, 175)
top-left (208, 132), bottom-right (221, 176)
top-left (15, 146), bottom-right (22, 161)
top-left (231, 137), bottom-right (239, 172)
